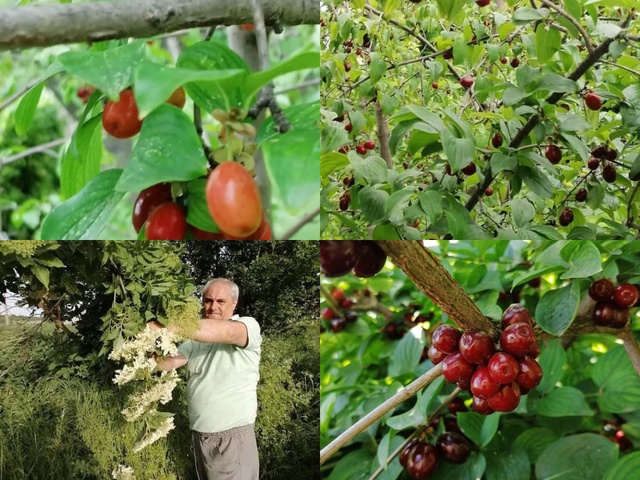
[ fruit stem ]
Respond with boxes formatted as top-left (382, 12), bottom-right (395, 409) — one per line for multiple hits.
top-left (320, 284), bottom-right (340, 312)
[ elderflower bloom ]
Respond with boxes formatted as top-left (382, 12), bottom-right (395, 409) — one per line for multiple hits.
top-left (132, 415), bottom-right (175, 453)
top-left (112, 464), bottom-right (135, 480)
top-left (121, 371), bottom-right (180, 422)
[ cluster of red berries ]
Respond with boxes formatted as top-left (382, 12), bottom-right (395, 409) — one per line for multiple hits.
top-left (588, 279), bottom-right (639, 328)
top-left (399, 399), bottom-right (471, 479)
top-left (428, 305), bottom-right (543, 414)
top-left (588, 145), bottom-right (620, 182)
top-left (444, 162), bottom-right (477, 177)
top-left (320, 241), bottom-right (387, 278)
top-left (334, 114), bottom-right (377, 155)
top-left (321, 288), bottom-right (359, 333)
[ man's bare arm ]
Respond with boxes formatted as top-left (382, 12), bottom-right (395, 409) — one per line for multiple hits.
top-left (155, 353), bottom-right (188, 371)
top-left (148, 319), bottom-right (248, 348)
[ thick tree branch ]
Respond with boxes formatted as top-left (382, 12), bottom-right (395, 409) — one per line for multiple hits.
top-left (0, 0), bottom-right (319, 50)
top-left (319, 363), bottom-right (443, 466)
top-left (375, 241), bottom-right (499, 338)
top-left (374, 102), bottom-right (392, 168)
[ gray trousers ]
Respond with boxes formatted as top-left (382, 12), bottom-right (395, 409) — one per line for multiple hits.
top-left (193, 424), bottom-right (259, 480)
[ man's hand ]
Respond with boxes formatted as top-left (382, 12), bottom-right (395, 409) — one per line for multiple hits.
top-left (146, 320), bottom-right (164, 331)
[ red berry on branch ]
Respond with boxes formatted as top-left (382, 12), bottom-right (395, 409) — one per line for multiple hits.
top-left (587, 157), bottom-right (600, 170)
top-left (487, 382), bottom-right (521, 412)
top-left (576, 188), bottom-right (588, 202)
top-left (501, 304), bottom-right (533, 329)
top-left (461, 162), bottom-right (477, 175)
top-left (613, 283), bottom-right (639, 308)
top-left (406, 442), bottom-right (439, 479)
top-left (510, 58), bottom-right (520, 68)
top-left (364, 140), bottom-right (376, 150)
top-left (589, 279), bottom-right (615, 302)
top-left (491, 132), bottom-right (503, 148)
top-left (559, 208), bottom-right (574, 227)
top-left (603, 164), bottom-right (617, 183)
top-left (471, 365), bottom-right (501, 399)
top-left (500, 322), bottom-right (536, 358)
top-left (436, 432), bottom-right (471, 464)
top-left (352, 241), bottom-right (387, 277)
top-left (459, 330), bottom-right (495, 364)
top-left (484, 187), bottom-right (494, 196)
top-left (320, 241), bottom-right (362, 277)
top-left (132, 183), bottom-right (172, 233)
top-left (515, 356), bottom-right (543, 390)
top-left (460, 76), bottom-right (474, 88)
top-left (585, 92), bottom-right (602, 111)
top-left (145, 202), bottom-right (187, 240)
top-left (442, 353), bottom-right (475, 383)
top-left (432, 325), bottom-right (462, 354)
top-left (356, 144), bottom-right (367, 155)
top-left (488, 352), bottom-right (520, 384)
top-left (545, 145), bottom-right (562, 164)
top-left (428, 345), bottom-right (448, 365)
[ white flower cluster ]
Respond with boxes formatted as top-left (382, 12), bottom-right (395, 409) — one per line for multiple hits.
top-left (110, 327), bottom-right (179, 362)
top-left (112, 464), bottom-right (135, 480)
top-left (121, 371), bottom-right (180, 422)
top-left (132, 414), bottom-right (176, 453)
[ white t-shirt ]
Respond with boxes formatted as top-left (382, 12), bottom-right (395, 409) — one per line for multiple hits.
top-left (178, 315), bottom-right (261, 433)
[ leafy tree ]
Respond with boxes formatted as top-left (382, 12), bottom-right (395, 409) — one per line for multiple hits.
top-left (321, 1), bottom-right (640, 239)
top-left (320, 240), bottom-right (640, 480)
top-left (0, 0), bottom-right (320, 240)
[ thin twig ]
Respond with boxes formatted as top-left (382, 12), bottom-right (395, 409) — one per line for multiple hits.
top-left (538, 0), bottom-right (593, 53)
top-left (274, 78), bottom-right (320, 95)
top-left (0, 138), bottom-right (67, 169)
top-left (280, 206), bottom-right (320, 240)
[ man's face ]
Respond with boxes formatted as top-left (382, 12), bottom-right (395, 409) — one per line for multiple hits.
top-left (202, 282), bottom-right (237, 320)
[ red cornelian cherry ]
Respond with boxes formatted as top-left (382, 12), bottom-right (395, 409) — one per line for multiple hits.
top-left (459, 330), bottom-right (495, 364)
top-left (428, 345), bottom-right (447, 365)
top-left (322, 308), bottom-right (337, 320)
top-left (471, 365), bottom-right (501, 399)
top-left (132, 183), bottom-right (172, 233)
top-left (589, 279), bottom-right (615, 302)
top-left (487, 382), bottom-right (521, 412)
top-left (442, 353), bottom-right (475, 383)
top-left (331, 289), bottom-right (345, 302)
top-left (400, 439), bottom-right (420, 468)
top-left (501, 304), bottom-right (533, 329)
top-left (431, 325), bottom-right (462, 354)
top-left (488, 352), bottom-right (520, 384)
top-left (472, 395), bottom-right (494, 415)
top-left (406, 442), bottom-right (439, 479)
top-left (515, 356), bottom-right (543, 390)
top-left (436, 432), bottom-right (470, 464)
top-left (613, 283), bottom-right (639, 308)
top-left (145, 202), bottom-right (187, 240)
top-left (500, 322), bottom-right (536, 358)
top-left (102, 89), bottom-right (143, 139)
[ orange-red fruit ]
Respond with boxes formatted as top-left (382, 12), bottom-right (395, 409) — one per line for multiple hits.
top-left (132, 183), bottom-right (172, 233)
top-left (585, 92), bottom-right (602, 111)
top-left (166, 87), bottom-right (186, 109)
top-left (145, 202), bottom-right (187, 240)
top-left (206, 162), bottom-right (262, 238)
top-left (102, 89), bottom-right (143, 139)
top-left (222, 215), bottom-right (272, 240)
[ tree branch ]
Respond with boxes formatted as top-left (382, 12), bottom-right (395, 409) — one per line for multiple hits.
top-left (374, 102), bottom-right (392, 168)
top-left (0, 138), bottom-right (67, 169)
top-left (280, 206), bottom-right (320, 240)
top-left (375, 241), bottom-right (499, 338)
top-left (538, 0), bottom-right (594, 53)
top-left (0, 0), bottom-right (319, 50)
top-left (319, 363), bottom-right (443, 466)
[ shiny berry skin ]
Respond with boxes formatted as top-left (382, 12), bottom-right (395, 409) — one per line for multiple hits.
top-left (166, 87), bottom-right (186, 109)
top-left (339, 191), bottom-right (351, 211)
top-left (484, 187), bottom-right (494, 196)
top-left (592, 145), bottom-right (608, 158)
top-left (145, 202), bottom-right (187, 240)
top-left (344, 62), bottom-right (351, 72)
top-left (472, 395), bottom-right (494, 415)
top-left (612, 430), bottom-right (633, 451)
top-left (345, 123), bottom-right (353, 133)
top-left (476, 0), bottom-right (490, 6)
top-left (488, 352), bottom-right (520, 384)
top-left (471, 365), bottom-right (501, 399)
top-left (559, 208), bottom-right (574, 227)
top-left (190, 226), bottom-right (224, 240)
top-left (491, 133), bottom-right (503, 148)
top-left (132, 183), bottom-right (172, 233)
top-left (585, 92), bottom-right (602, 111)
top-left (589, 279), bottom-right (615, 302)
top-left (605, 147), bottom-right (618, 161)
top-left (448, 398), bottom-right (468, 415)
top-left (352, 241), bottom-right (387, 277)
top-left (510, 57), bottom-right (520, 68)
top-left (461, 162), bottom-right (477, 175)
top-left (527, 341), bottom-right (540, 358)
top-left (500, 322), bottom-right (536, 358)
top-left (442, 353), bottom-right (476, 383)
top-left (331, 289), bottom-right (345, 302)
top-left (322, 307), bottom-right (337, 320)
top-left (515, 356), bottom-right (543, 390)
top-left (406, 442), bottom-right (439, 479)
top-left (603, 164), bottom-right (616, 183)
top-left (456, 376), bottom-right (472, 391)
top-left (587, 157), bottom-right (600, 169)
top-left (459, 330), bottom-right (495, 364)
top-left (364, 140), bottom-right (376, 150)
top-left (338, 146), bottom-right (349, 154)
top-left (334, 113), bottom-right (345, 123)
top-left (436, 432), bottom-right (470, 464)
top-left (320, 241), bottom-right (362, 277)
top-left (501, 304), bottom-right (533, 329)
top-left (356, 144), bottom-right (367, 155)
top-left (330, 317), bottom-right (347, 333)
top-left (206, 162), bottom-right (262, 238)
top-left (400, 439), bottom-right (420, 468)
top-left (500, 57), bottom-right (508, 64)
top-left (431, 325), bottom-right (462, 354)
top-left (610, 306), bottom-right (630, 328)
top-left (428, 345), bottom-right (448, 365)
top-left (460, 76), bottom-right (474, 88)
top-left (545, 145), bottom-right (562, 164)
top-left (576, 188), bottom-right (588, 202)
top-left (613, 283), bottom-right (639, 308)
top-left (102, 89), bottom-right (143, 139)
top-left (593, 301), bottom-right (617, 327)
top-left (431, 81), bottom-right (438, 89)
top-left (487, 382), bottom-right (521, 412)
top-left (340, 298), bottom-right (354, 309)
top-left (221, 215), bottom-right (272, 240)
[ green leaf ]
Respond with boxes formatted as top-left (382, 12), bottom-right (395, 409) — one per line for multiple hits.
top-left (351, 155), bottom-right (388, 185)
top-left (538, 73), bottom-right (579, 94)
top-left (41, 169), bottom-right (125, 240)
top-left (519, 166), bottom-right (554, 198)
top-left (535, 387), bottom-right (593, 417)
top-left (115, 105), bottom-right (207, 193)
top-left (430, 452), bottom-right (486, 480)
top-left (592, 346), bottom-right (640, 413)
top-left (604, 451), bottom-right (640, 480)
top-left (185, 179), bottom-right (219, 233)
top-left (388, 327), bottom-right (424, 377)
top-left (513, 7), bottom-right (548, 24)
top-left (511, 265), bottom-right (562, 289)
top-left (418, 191), bottom-right (443, 224)
top-left (359, 186), bottom-right (389, 223)
top-left (535, 24), bottom-right (561, 63)
top-left (321, 124), bottom-right (349, 155)
top-left (502, 87), bottom-right (531, 106)
top-left (511, 199), bottom-right (535, 228)
top-left (375, 434), bottom-right (404, 477)
top-left (513, 428), bottom-right (559, 462)
top-left (535, 434), bottom-right (618, 480)
top-left (491, 153), bottom-right (518, 174)
top-left (560, 241), bottom-right (602, 278)
top-left (536, 339), bottom-right (566, 395)
top-left (535, 282), bottom-right (580, 336)
top-left (441, 126), bottom-right (475, 172)
top-left (59, 42), bottom-right (146, 99)
top-left (321, 153), bottom-right (349, 180)
top-left (457, 412), bottom-right (500, 447)
top-left (369, 58), bottom-right (387, 84)
top-left (484, 447), bottom-right (529, 480)
top-left (31, 264), bottom-right (50, 289)
top-left (327, 449), bottom-right (371, 480)
top-left (60, 115), bottom-right (103, 200)
top-left (14, 82), bottom-right (44, 137)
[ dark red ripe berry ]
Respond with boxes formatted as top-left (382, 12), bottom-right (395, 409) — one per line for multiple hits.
top-left (500, 322), bottom-right (536, 358)
top-left (443, 49), bottom-right (453, 60)
top-left (445, 163), bottom-right (453, 176)
top-left (339, 191), bottom-right (351, 211)
top-left (576, 188), bottom-right (588, 202)
top-left (456, 376), bottom-right (472, 391)
top-left (343, 176), bottom-right (355, 187)
top-left (443, 417), bottom-right (461, 434)
top-left (488, 352), bottom-right (520, 384)
top-left (330, 317), bottom-right (347, 333)
top-left (363, 34), bottom-right (371, 48)
top-left (593, 301), bottom-right (617, 327)
top-left (338, 146), bottom-right (349, 154)
top-left (436, 432), bottom-right (471, 464)
top-left (344, 311), bottom-right (358, 323)
top-left (406, 442), bottom-right (439, 480)
top-left (461, 162), bottom-right (477, 175)
top-left (603, 164), bottom-right (616, 183)
top-left (559, 208), bottom-right (574, 227)
top-left (585, 92), bottom-right (602, 111)
top-left (145, 202), bottom-right (187, 240)
top-left (356, 144), bottom-right (367, 155)
top-left (400, 439), bottom-right (420, 468)
top-left (459, 330), bottom-right (495, 364)
top-left (592, 145), bottom-right (608, 159)
top-left (431, 325), bottom-right (462, 354)
top-left (352, 241), bottom-right (387, 277)
top-left (613, 431), bottom-right (633, 451)
top-left (588, 157), bottom-right (600, 170)
top-left (613, 283), bottom-right (639, 308)
top-left (487, 382), bottom-right (521, 412)
top-left (484, 187), bottom-right (494, 196)
top-left (428, 345), bottom-right (448, 365)
top-left (132, 183), bottom-right (172, 233)
top-left (320, 241), bottom-right (362, 277)
top-left (442, 353), bottom-right (476, 383)
top-left (460, 76), bottom-right (474, 88)
top-left (344, 62), bottom-right (351, 72)
top-left (340, 298), bottom-right (354, 309)
top-left (501, 304), bottom-right (533, 329)
top-left (491, 133), bottom-right (503, 148)
top-left (476, 0), bottom-right (490, 6)
top-left (322, 307), bottom-right (337, 320)
top-left (527, 341), bottom-right (540, 358)
top-left (471, 365), bottom-right (501, 399)
top-left (448, 398), bottom-right (468, 415)
top-left (528, 277), bottom-right (541, 288)
top-left (472, 395), bottom-right (494, 415)
top-left (331, 289), bottom-right (345, 302)
top-left (589, 279), bottom-right (615, 302)
top-left (345, 123), bottom-right (353, 133)
top-left (605, 147), bottom-right (617, 161)
top-left (510, 57), bottom-right (520, 68)
top-left (432, 81), bottom-right (438, 89)
top-left (610, 308), bottom-right (630, 328)
top-left (364, 140), bottom-right (376, 150)
top-left (545, 145), bottom-right (562, 164)
top-left (515, 356), bottom-right (543, 390)
top-left (500, 57), bottom-right (508, 64)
